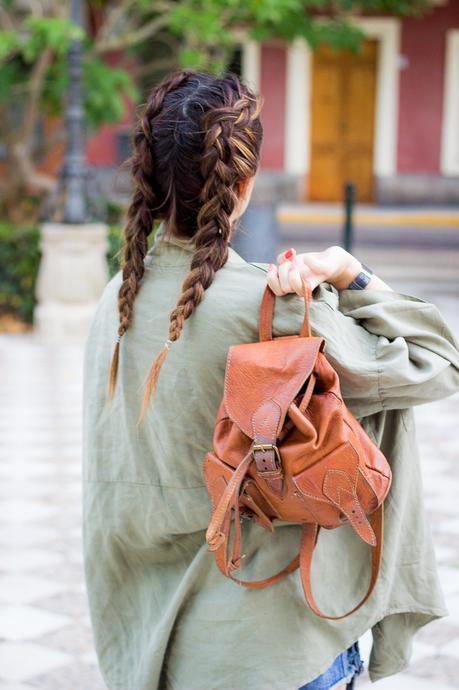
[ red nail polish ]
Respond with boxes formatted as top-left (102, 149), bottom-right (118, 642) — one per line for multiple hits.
top-left (284, 249), bottom-right (294, 260)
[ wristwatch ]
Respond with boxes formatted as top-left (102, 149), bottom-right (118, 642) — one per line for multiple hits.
top-left (346, 263), bottom-right (373, 290)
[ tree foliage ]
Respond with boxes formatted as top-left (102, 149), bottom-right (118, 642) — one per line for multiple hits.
top-left (0, 0), bottom-right (432, 221)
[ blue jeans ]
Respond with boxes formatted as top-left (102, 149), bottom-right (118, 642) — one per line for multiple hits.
top-left (298, 641), bottom-right (364, 690)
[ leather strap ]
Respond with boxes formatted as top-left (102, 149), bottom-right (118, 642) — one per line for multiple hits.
top-left (252, 400), bottom-right (284, 496)
top-left (212, 506), bottom-right (301, 588)
top-left (208, 459), bottom-right (384, 617)
top-left (298, 372), bottom-right (316, 414)
top-left (206, 449), bottom-right (254, 551)
top-left (206, 449), bottom-right (300, 587)
top-left (259, 279), bottom-right (312, 342)
top-left (299, 503), bottom-right (384, 620)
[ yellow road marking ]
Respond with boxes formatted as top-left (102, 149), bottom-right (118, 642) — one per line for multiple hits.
top-left (277, 212), bottom-right (459, 227)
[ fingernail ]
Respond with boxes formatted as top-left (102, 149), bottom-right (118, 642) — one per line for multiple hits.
top-left (284, 248), bottom-right (295, 260)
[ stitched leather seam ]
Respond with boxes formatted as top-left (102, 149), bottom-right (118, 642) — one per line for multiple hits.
top-left (323, 467), bottom-right (357, 499)
top-left (291, 485), bottom-right (334, 505)
top-left (250, 399), bottom-right (281, 440)
top-left (323, 445), bottom-right (359, 499)
top-left (223, 348), bottom-right (237, 427)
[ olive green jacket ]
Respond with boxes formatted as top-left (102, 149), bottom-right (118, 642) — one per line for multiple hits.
top-left (82, 221), bottom-right (459, 690)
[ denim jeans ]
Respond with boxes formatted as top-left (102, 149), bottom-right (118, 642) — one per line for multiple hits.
top-left (298, 641), bottom-right (364, 690)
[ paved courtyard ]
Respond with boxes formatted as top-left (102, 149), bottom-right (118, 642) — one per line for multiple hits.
top-left (0, 237), bottom-right (458, 689)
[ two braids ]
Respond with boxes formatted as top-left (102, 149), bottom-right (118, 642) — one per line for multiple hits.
top-left (108, 70), bottom-right (194, 399)
top-left (108, 70), bottom-right (263, 425)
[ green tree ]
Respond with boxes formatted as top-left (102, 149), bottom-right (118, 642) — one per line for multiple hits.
top-left (0, 0), bottom-right (431, 222)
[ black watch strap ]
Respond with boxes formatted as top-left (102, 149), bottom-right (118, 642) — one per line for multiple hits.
top-left (347, 263), bottom-right (373, 290)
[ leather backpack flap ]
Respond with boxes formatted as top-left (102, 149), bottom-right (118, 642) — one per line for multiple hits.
top-left (223, 336), bottom-right (325, 441)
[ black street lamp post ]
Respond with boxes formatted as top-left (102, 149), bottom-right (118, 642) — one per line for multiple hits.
top-left (34, 0), bottom-right (109, 340)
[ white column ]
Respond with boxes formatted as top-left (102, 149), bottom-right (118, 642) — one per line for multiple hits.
top-left (34, 222), bottom-right (109, 342)
top-left (354, 18), bottom-right (401, 177)
top-left (284, 38), bottom-right (311, 175)
top-left (441, 30), bottom-right (459, 176)
top-left (241, 40), bottom-right (261, 92)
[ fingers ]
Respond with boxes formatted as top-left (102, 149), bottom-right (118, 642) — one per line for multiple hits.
top-left (276, 247), bottom-right (305, 295)
top-left (267, 262), bottom-right (293, 296)
top-left (266, 263), bottom-right (283, 296)
top-left (267, 260), bottom-right (307, 297)
top-left (278, 259), bottom-right (293, 293)
top-left (268, 246), bottom-right (328, 296)
top-left (286, 262), bottom-right (305, 296)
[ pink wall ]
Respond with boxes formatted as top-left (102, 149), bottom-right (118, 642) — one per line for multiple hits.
top-left (85, 51), bottom-right (135, 166)
top-left (259, 44), bottom-right (286, 170)
top-left (86, 123), bottom-right (122, 166)
top-left (398, 2), bottom-right (459, 174)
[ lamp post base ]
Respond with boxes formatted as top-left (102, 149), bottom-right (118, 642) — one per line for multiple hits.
top-left (34, 222), bottom-right (109, 342)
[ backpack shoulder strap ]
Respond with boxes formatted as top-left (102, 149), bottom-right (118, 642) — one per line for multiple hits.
top-left (299, 504), bottom-right (384, 620)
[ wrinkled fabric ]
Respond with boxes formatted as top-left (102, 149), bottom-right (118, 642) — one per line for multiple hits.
top-left (82, 221), bottom-right (459, 690)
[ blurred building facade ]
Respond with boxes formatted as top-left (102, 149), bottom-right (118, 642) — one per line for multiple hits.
top-left (86, 1), bottom-right (459, 205)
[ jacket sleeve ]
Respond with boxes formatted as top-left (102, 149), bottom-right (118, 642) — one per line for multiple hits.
top-left (271, 282), bottom-right (459, 418)
top-left (336, 288), bottom-right (459, 412)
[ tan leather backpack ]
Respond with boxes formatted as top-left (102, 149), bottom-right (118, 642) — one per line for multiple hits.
top-left (203, 281), bottom-right (392, 619)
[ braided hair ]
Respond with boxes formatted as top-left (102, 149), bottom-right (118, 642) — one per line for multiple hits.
top-left (108, 69), bottom-right (264, 424)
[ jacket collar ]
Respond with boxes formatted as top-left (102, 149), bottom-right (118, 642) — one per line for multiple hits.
top-left (146, 220), bottom-right (247, 267)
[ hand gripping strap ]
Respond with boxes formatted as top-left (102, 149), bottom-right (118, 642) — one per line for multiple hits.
top-left (259, 279), bottom-right (312, 342)
top-left (299, 503), bottom-right (384, 620)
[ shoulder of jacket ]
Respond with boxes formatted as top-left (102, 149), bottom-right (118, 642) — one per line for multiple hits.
top-left (249, 261), bottom-right (269, 274)
top-left (89, 271), bottom-right (122, 326)
top-left (103, 270), bottom-right (122, 299)
top-left (239, 257), bottom-right (340, 312)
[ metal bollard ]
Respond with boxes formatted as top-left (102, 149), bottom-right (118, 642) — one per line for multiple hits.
top-left (342, 182), bottom-right (355, 253)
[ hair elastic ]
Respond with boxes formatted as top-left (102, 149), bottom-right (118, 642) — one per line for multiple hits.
top-left (164, 339), bottom-right (174, 350)
top-left (116, 334), bottom-right (122, 344)
top-left (217, 227), bottom-right (223, 236)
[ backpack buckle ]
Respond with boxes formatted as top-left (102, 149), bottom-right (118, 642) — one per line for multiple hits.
top-left (252, 443), bottom-right (282, 470)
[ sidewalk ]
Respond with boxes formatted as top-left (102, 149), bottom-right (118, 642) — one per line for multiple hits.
top-left (277, 203), bottom-right (459, 250)
top-left (0, 293), bottom-right (458, 688)
top-left (0, 337), bottom-right (105, 690)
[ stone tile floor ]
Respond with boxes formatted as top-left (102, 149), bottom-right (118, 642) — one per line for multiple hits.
top-left (0, 336), bottom-right (106, 690)
top-left (0, 304), bottom-right (458, 689)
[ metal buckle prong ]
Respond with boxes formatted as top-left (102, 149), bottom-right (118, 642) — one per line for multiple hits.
top-left (252, 443), bottom-right (282, 469)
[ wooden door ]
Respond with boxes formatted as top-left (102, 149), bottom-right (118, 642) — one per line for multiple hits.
top-left (309, 40), bottom-right (377, 202)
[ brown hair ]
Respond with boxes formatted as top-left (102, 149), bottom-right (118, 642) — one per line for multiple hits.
top-left (108, 69), bottom-right (264, 424)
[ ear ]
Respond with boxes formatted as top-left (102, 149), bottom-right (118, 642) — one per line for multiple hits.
top-left (238, 177), bottom-right (250, 199)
